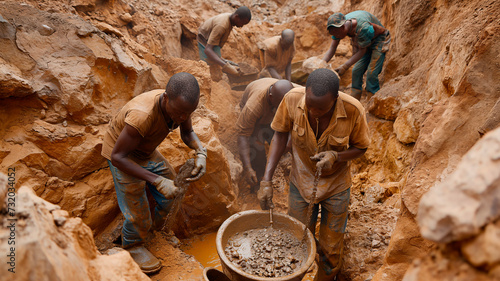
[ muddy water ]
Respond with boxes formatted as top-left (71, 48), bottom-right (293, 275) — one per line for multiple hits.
top-left (181, 232), bottom-right (222, 270)
top-left (225, 227), bottom-right (307, 278)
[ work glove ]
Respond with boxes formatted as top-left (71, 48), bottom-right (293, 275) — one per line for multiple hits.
top-left (245, 167), bottom-right (258, 186)
top-left (257, 181), bottom-right (274, 210)
top-left (310, 151), bottom-right (338, 171)
top-left (152, 176), bottom-right (181, 199)
top-left (334, 64), bottom-right (348, 76)
top-left (221, 63), bottom-right (240, 76)
top-left (187, 147), bottom-right (207, 182)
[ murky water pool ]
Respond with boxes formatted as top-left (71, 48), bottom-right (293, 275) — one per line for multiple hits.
top-left (180, 231), bottom-right (316, 280)
top-left (181, 232), bottom-right (222, 270)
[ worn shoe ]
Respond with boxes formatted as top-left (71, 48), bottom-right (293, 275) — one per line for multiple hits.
top-left (126, 245), bottom-right (161, 274)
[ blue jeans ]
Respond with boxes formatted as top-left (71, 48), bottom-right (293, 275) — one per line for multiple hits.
top-left (288, 182), bottom-right (350, 277)
top-left (107, 152), bottom-right (175, 248)
top-left (351, 48), bottom-right (385, 94)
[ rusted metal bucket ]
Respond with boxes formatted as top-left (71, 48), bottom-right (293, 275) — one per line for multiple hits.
top-left (215, 210), bottom-right (316, 281)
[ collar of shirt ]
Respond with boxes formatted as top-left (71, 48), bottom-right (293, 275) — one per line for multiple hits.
top-left (296, 94), bottom-right (348, 146)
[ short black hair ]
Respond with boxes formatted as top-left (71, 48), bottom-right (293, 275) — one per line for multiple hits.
top-left (306, 68), bottom-right (339, 97)
top-left (165, 72), bottom-right (200, 105)
top-left (235, 6), bottom-right (251, 21)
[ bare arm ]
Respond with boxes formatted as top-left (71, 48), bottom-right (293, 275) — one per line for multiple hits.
top-left (343, 47), bottom-right (367, 69)
top-left (323, 39), bottom-right (340, 63)
top-left (204, 44), bottom-right (226, 67)
top-left (267, 67), bottom-right (282, 79)
top-left (285, 61), bottom-right (292, 82)
top-left (111, 124), bottom-right (159, 184)
top-left (237, 135), bottom-right (253, 170)
top-left (337, 147), bottom-right (367, 162)
top-left (180, 118), bottom-right (204, 151)
top-left (262, 131), bottom-right (289, 182)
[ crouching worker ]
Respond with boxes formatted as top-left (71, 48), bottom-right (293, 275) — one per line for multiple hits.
top-left (101, 72), bottom-right (207, 273)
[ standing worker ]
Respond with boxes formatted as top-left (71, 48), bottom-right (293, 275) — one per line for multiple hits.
top-left (197, 6), bottom-right (252, 80)
top-left (258, 29), bottom-right (296, 82)
top-left (323, 11), bottom-right (390, 100)
top-left (101, 72), bottom-right (207, 274)
top-left (237, 78), bottom-right (295, 192)
top-left (257, 69), bottom-right (370, 281)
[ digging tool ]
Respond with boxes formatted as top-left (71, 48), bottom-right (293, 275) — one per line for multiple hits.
top-left (269, 208), bottom-right (274, 228)
top-left (302, 167), bottom-right (322, 241)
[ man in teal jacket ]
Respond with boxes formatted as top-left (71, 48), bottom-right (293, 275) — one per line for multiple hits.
top-left (323, 11), bottom-right (391, 100)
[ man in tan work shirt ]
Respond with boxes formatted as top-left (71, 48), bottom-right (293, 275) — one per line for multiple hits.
top-left (257, 69), bottom-right (370, 281)
top-left (101, 73), bottom-right (207, 274)
top-left (236, 78), bottom-right (295, 191)
top-left (258, 29), bottom-right (295, 81)
top-left (198, 6), bottom-right (252, 80)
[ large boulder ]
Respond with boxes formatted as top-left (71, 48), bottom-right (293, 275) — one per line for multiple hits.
top-left (417, 127), bottom-right (500, 243)
top-left (0, 177), bottom-right (149, 281)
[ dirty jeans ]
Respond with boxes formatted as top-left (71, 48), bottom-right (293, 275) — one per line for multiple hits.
top-left (288, 182), bottom-right (350, 277)
top-left (351, 48), bottom-right (385, 95)
top-left (249, 124), bottom-right (275, 186)
top-left (107, 152), bottom-right (176, 248)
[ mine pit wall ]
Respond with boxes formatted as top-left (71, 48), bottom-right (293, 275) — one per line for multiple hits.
top-left (0, 0), bottom-right (499, 280)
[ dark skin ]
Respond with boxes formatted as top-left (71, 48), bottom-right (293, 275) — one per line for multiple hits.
top-left (262, 88), bottom-right (366, 182)
top-left (323, 19), bottom-right (387, 73)
top-left (238, 80), bottom-right (293, 185)
top-left (111, 93), bottom-right (205, 184)
top-left (204, 14), bottom-right (250, 67)
top-left (268, 29), bottom-right (295, 81)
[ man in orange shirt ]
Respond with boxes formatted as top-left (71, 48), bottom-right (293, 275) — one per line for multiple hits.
top-left (101, 73), bottom-right (207, 273)
top-left (198, 6), bottom-right (252, 79)
top-left (258, 69), bottom-right (370, 280)
top-left (258, 29), bottom-right (295, 81)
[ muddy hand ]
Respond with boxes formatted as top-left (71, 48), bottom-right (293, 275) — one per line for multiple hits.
top-left (152, 176), bottom-right (181, 199)
top-left (310, 151), bottom-right (338, 170)
top-left (246, 167), bottom-right (258, 186)
top-left (257, 181), bottom-right (274, 210)
top-left (334, 64), bottom-right (347, 76)
top-left (187, 148), bottom-right (207, 182)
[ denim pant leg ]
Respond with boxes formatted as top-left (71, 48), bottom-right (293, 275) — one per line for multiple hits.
top-left (365, 49), bottom-right (385, 94)
top-left (108, 160), bottom-right (152, 248)
top-left (317, 188), bottom-right (351, 276)
top-left (108, 154), bottom-right (176, 247)
top-left (146, 153), bottom-right (176, 230)
top-left (287, 183), bottom-right (319, 236)
top-left (351, 51), bottom-right (371, 92)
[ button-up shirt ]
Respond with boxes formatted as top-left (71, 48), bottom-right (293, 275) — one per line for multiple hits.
top-left (271, 87), bottom-right (370, 202)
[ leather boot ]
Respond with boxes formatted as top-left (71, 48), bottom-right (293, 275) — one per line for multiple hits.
top-left (350, 88), bottom-right (362, 101)
top-left (126, 245), bottom-right (161, 274)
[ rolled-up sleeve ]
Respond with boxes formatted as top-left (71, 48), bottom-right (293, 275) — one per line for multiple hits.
top-left (271, 97), bottom-right (292, 133)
